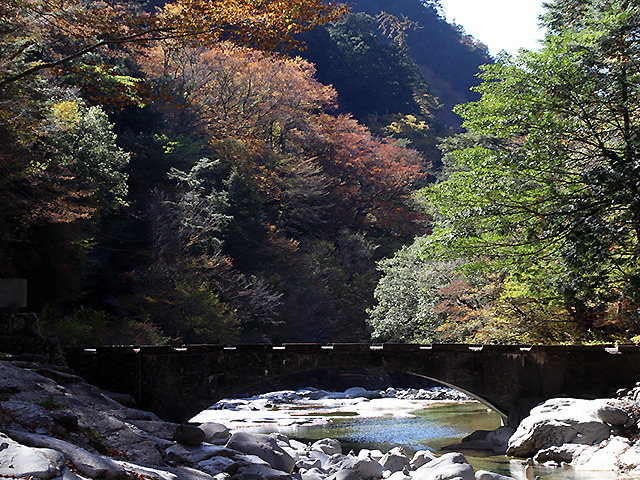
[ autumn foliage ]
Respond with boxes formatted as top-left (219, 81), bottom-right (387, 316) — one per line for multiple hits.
top-left (0, 0), bottom-right (435, 345)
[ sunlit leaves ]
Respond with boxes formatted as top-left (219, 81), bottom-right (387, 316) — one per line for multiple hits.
top-left (0, 0), bottom-right (348, 90)
top-left (41, 103), bottom-right (130, 209)
top-left (413, 0), bottom-right (640, 341)
top-left (143, 42), bottom-right (336, 150)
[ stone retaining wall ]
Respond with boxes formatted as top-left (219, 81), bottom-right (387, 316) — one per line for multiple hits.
top-left (0, 313), bottom-right (64, 365)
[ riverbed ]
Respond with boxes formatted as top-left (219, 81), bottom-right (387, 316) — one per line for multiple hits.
top-left (190, 387), bottom-right (621, 480)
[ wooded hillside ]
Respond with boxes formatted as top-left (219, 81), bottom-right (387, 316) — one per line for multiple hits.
top-left (0, 0), bottom-right (490, 345)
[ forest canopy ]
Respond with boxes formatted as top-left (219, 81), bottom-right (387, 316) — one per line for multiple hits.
top-left (2, 0), bottom-right (470, 345)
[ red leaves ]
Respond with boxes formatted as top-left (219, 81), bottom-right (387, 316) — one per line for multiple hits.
top-left (304, 114), bottom-right (428, 233)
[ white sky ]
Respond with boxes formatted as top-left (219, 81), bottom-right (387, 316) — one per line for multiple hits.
top-left (438, 0), bottom-right (547, 56)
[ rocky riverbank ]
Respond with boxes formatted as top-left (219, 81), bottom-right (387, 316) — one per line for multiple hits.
top-left (505, 392), bottom-right (640, 473)
top-left (4, 351), bottom-right (640, 479)
top-left (0, 357), bottom-right (511, 480)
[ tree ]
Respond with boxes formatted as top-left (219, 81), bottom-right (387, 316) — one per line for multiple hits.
top-left (41, 101), bottom-right (130, 210)
top-left (297, 12), bottom-right (432, 121)
top-left (303, 113), bottom-right (428, 237)
top-left (418, 0), bottom-right (640, 339)
top-left (141, 43), bottom-right (337, 150)
top-left (0, 0), bottom-right (348, 90)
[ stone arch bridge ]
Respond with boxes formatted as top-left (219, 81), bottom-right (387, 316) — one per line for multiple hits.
top-left (63, 343), bottom-right (640, 424)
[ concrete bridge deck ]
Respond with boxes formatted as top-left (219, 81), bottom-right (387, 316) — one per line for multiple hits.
top-left (63, 343), bottom-right (640, 424)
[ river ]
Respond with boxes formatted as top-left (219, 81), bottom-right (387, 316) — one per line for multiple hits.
top-left (191, 387), bottom-right (621, 480)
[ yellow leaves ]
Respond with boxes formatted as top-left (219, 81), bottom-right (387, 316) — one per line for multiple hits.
top-left (51, 100), bottom-right (81, 130)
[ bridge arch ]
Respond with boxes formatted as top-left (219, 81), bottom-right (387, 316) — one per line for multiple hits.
top-left (218, 364), bottom-right (505, 421)
top-left (63, 343), bottom-right (640, 424)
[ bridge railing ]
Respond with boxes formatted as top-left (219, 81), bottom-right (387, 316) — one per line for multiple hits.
top-left (66, 343), bottom-right (635, 356)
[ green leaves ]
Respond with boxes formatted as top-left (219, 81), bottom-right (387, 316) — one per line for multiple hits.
top-left (405, 0), bottom-right (640, 341)
top-left (42, 102), bottom-right (130, 210)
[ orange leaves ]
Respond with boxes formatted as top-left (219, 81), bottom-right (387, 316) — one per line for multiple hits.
top-left (0, 0), bottom-right (348, 89)
top-left (153, 0), bottom-right (348, 52)
top-left (145, 43), bottom-right (336, 151)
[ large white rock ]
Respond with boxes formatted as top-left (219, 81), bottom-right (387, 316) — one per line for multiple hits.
top-left (379, 447), bottom-right (410, 473)
top-left (5, 429), bottom-right (130, 480)
top-left (326, 469), bottom-right (360, 480)
top-left (618, 438), bottom-right (640, 470)
top-left (507, 399), bottom-right (612, 457)
top-left (197, 456), bottom-right (236, 475)
top-left (573, 436), bottom-right (631, 471)
top-left (417, 462), bottom-right (475, 480)
top-left (226, 432), bottom-right (295, 473)
top-left (301, 467), bottom-right (328, 480)
top-left (410, 450), bottom-right (436, 470)
top-left (323, 454), bottom-right (360, 475)
top-left (412, 452), bottom-right (472, 480)
top-left (387, 470), bottom-right (412, 480)
top-left (475, 470), bottom-right (515, 480)
top-left (312, 439), bottom-right (343, 456)
top-left (296, 456), bottom-right (322, 470)
top-left (357, 457), bottom-right (385, 479)
top-left (595, 401), bottom-right (630, 426)
top-left (114, 461), bottom-right (179, 480)
top-left (0, 435), bottom-right (65, 480)
top-left (199, 423), bottom-right (229, 442)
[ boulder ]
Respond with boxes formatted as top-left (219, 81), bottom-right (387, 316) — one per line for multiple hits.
top-left (296, 456), bottom-right (322, 470)
top-left (534, 444), bottom-right (583, 464)
top-left (618, 438), bottom-right (640, 470)
top-left (411, 451), bottom-right (436, 470)
top-left (485, 427), bottom-right (515, 452)
top-left (271, 433), bottom-right (300, 462)
top-left (312, 438), bottom-right (342, 455)
top-left (475, 471), bottom-right (515, 480)
top-left (416, 462), bottom-right (475, 480)
top-left (443, 427), bottom-right (515, 454)
top-left (595, 402), bottom-right (630, 426)
top-left (387, 470), bottom-right (412, 480)
top-left (507, 398), bottom-right (612, 457)
top-left (326, 469), bottom-right (360, 480)
top-left (5, 429), bottom-right (131, 480)
top-left (199, 423), bottom-right (230, 442)
top-left (380, 447), bottom-right (410, 473)
top-left (323, 454), bottom-right (360, 474)
top-left (226, 432), bottom-right (295, 473)
top-left (343, 387), bottom-right (379, 399)
top-left (357, 457), bottom-right (385, 479)
top-left (175, 466), bottom-right (218, 480)
top-left (128, 420), bottom-right (178, 440)
top-left (165, 443), bottom-right (236, 464)
top-left (570, 436), bottom-right (634, 471)
top-left (307, 449), bottom-right (330, 468)
top-left (358, 449), bottom-right (383, 462)
top-left (301, 467), bottom-right (328, 480)
top-left (197, 456), bottom-right (236, 475)
top-left (0, 435), bottom-right (65, 480)
top-left (231, 463), bottom-right (293, 480)
top-left (114, 461), bottom-right (179, 480)
top-left (412, 453), bottom-right (472, 480)
top-left (175, 424), bottom-right (205, 446)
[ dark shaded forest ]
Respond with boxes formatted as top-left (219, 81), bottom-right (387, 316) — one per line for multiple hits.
top-left (0, 0), bottom-right (490, 345)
